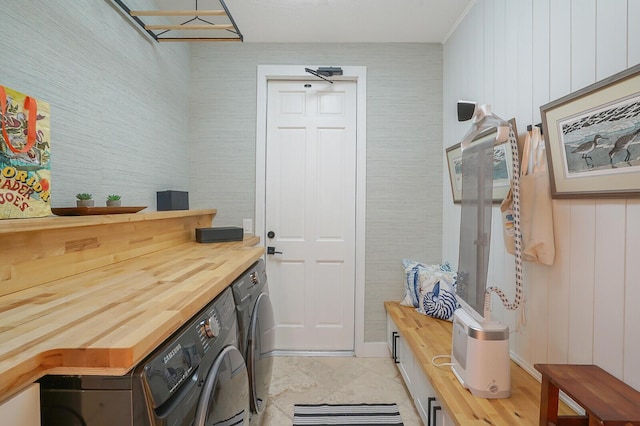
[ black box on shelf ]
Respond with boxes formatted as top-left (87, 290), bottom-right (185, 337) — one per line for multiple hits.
top-left (196, 227), bottom-right (244, 243)
top-left (157, 190), bottom-right (189, 211)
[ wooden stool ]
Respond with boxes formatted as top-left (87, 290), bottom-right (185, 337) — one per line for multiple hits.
top-left (535, 364), bottom-right (640, 426)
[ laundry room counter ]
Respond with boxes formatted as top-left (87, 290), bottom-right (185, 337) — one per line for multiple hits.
top-left (0, 209), bottom-right (264, 404)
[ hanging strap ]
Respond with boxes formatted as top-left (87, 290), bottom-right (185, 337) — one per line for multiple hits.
top-left (520, 126), bottom-right (546, 176)
top-left (531, 126), bottom-right (547, 173)
top-left (485, 127), bottom-right (524, 314)
top-left (520, 130), bottom-right (532, 177)
top-left (0, 85), bottom-right (38, 154)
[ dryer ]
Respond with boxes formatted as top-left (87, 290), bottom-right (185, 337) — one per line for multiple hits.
top-left (231, 259), bottom-right (275, 415)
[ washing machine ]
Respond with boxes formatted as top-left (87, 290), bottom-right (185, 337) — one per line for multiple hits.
top-left (231, 259), bottom-right (275, 415)
top-left (39, 287), bottom-right (250, 426)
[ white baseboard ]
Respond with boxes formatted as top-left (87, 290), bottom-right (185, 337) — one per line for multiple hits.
top-left (355, 341), bottom-right (389, 358)
top-left (509, 351), bottom-right (540, 379)
top-left (271, 350), bottom-right (354, 357)
top-left (509, 351), bottom-right (585, 416)
top-left (269, 342), bottom-right (389, 358)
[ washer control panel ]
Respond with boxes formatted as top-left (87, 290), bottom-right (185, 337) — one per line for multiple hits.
top-left (142, 288), bottom-right (235, 408)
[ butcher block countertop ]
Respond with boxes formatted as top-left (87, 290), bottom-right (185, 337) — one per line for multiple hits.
top-left (385, 301), bottom-right (575, 425)
top-left (0, 209), bottom-right (264, 403)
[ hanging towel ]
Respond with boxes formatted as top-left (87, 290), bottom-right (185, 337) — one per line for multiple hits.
top-left (501, 127), bottom-right (555, 265)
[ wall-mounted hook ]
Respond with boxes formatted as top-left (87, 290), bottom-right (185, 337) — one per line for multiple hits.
top-left (527, 123), bottom-right (543, 135)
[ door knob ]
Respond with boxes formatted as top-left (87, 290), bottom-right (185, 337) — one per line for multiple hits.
top-left (267, 246), bottom-right (282, 255)
top-left (267, 231), bottom-right (275, 239)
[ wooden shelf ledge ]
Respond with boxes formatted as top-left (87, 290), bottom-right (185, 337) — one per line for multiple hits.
top-left (0, 209), bottom-right (217, 235)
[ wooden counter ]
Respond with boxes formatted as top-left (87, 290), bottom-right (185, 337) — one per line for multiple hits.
top-left (0, 210), bottom-right (264, 404)
top-left (385, 301), bottom-right (574, 425)
top-left (0, 209), bottom-right (219, 296)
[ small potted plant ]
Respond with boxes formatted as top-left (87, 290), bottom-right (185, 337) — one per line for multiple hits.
top-left (106, 194), bottom-right (121, 207)
top-left (76, 193), bottom-right (94, 207)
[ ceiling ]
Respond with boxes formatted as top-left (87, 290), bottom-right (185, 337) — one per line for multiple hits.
top-left (227, 0), bottom-right (474, 43)
top-left (117, 0), bottom-right (474, 43)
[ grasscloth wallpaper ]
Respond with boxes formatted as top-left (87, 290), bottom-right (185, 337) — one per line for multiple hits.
top-left (189, 43), bottom-right (443, 342)
top-left (0, 1), bottom-right (191, 208)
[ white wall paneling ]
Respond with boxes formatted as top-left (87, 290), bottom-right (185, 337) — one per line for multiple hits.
top-left (571, 0), bottom-right (597, 92)
top-left (517, 0), bottom-right (534, 125)
top-left (596, 0), bottom-right (629, 79)
top-left (443, 0), bottom-right (640, 389)
top-left (630, 1), bottom-right (640, 66)
top-left (566, 201), bottom-right (595, 365)
top-left (545, 200), bottom-right (571, 363)
top-left (625, 200), bottom-right (640, 391)
top-left (592, 200), bottom-right (626, 378)
top-left (483, 0), bottom-right (495, 111)
top-left (531, 0), bottom-right (550, 124)
top-left (504, 0), bottom-right (520, 119)
top-left (549, 0), bottom-right (572, 101)
top-left (492, 0), bottom-right (507, 114)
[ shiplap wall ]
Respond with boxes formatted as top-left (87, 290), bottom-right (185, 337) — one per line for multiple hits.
top-left (443, 0), bottom-right (640, 390)
top-left (189, 43), bottom-right (443, 341)
top-left (0, 1), bottom-right (191, 208)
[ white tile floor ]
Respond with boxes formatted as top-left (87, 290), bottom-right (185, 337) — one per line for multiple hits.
top-left (250, 356), bottom-right (423, 425)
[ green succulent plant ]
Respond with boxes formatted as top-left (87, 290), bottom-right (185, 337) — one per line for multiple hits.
top-left (76, 193), bottom-right (93, 200)
top-left (106, 194), bottom-right (121, 201)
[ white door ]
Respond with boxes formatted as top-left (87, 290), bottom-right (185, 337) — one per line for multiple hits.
top-left (265, 79), bottom-right (357, 351)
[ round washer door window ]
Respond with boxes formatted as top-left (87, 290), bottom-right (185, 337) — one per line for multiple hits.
top-left (248, 292), bottom-right (275, 414)
top-left (194, 345), bottom-right (249, 426)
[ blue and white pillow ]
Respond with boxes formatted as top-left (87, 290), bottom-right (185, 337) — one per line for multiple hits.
top-left (400, 259), bottom-right (459, 321)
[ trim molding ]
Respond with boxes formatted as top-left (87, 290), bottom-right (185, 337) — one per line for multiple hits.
top-left (442, 0), bottom-right (477, 44)
top-left (510, 351), bottom-right (584, 415)
top-left (255, 65), bottom-right (367, 356)
top-left (357, 341), bottom-right (390, 358)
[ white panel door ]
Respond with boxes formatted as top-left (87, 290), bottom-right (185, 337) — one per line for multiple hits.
top-left (266, 80), bottom-right (356, 351)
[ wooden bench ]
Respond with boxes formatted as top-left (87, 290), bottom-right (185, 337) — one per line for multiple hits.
top-left (385, 301), bottom-right (575, 425)
top-left (535, 364), bottom-right (640, 426)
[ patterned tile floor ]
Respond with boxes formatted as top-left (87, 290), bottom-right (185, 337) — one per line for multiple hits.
top-left (250, 356), bottom-right (422, 425)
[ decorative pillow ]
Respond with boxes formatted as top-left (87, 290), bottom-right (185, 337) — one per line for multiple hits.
top-left (400, 259), bottom-right (459, 321)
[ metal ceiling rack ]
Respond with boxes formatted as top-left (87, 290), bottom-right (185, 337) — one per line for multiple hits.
top-left (109, 0), bottom-right (243, 42)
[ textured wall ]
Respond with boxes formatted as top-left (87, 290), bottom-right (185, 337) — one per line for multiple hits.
top-left (0, 1), bottom-right (191, 208)
top-left (189, 43), bottom-right (443, 342)
top-left (443, 0), bottom-right (640, 389)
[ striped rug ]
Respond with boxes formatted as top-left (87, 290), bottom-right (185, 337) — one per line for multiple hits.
top-left (293, 403), bottom-right (404, 425)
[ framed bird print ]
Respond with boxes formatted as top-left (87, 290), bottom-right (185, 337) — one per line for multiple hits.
top-left (446, 118), bottom-right (518, 204)
top-left (541, 63), bottom-right (640, 198)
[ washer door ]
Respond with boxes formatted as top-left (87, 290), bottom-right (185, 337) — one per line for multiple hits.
top-left (248, 292), bottom-right (275, 414)
top-left (194, 345), bottom-right (249, 426)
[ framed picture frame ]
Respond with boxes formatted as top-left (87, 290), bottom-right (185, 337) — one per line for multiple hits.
top-left (541, 63), bottom-right (640, 198)
top-left (446, 118), bottom-right (518, 204)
